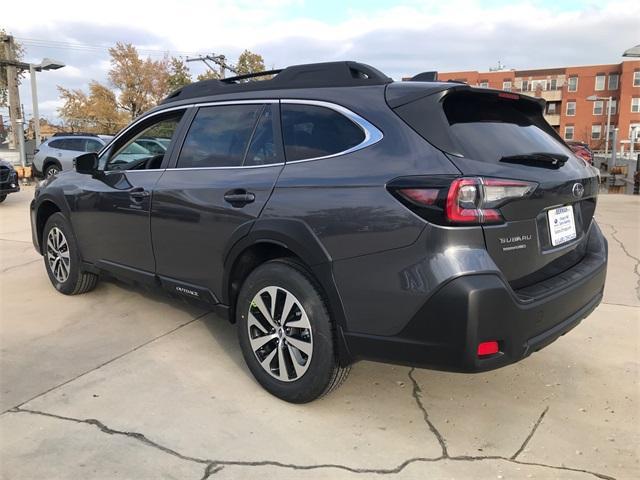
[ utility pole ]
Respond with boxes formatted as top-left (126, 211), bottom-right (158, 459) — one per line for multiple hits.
top-left (29, 64), bottom-right (41, 146)
top-left (186, 54), bottom-right (238, 79)
top-left (1, 35), bottom-right (22, 152)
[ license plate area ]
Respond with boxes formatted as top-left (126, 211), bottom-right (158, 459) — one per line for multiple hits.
top-left (547, 205), bottom-right (577, 247)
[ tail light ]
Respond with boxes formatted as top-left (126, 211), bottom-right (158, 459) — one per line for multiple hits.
top-left (388, 176), bottom-right (536, 226)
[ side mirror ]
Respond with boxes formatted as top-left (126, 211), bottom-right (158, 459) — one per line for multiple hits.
top-left (75, 152), bottom-right (99, 174)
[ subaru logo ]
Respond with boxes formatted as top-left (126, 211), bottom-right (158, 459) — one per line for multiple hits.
top-left (572, 183), bottom-right (584, 198)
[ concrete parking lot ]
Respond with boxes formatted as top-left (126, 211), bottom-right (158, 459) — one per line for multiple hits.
top-left (0, 185), bottom-right (638, 479)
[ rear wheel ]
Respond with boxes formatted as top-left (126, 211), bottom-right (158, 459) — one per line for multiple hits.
top-left (236, 259), bottom-right (350, 403)
top-left (43, 213), bottom-right (98, 295)
top-left (0, 194), bottom-right (6, 203)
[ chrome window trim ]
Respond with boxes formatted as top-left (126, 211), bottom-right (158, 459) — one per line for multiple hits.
top-left (100, 98), bottom-right (382, 171)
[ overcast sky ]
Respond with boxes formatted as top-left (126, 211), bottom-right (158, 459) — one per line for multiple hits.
top-left (2, 0), bottom-right (639, 123)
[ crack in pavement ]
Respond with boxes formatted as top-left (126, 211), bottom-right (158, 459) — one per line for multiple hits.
top-left (408, 368), bottom-right (448, 457)
top-left (405, 369), bottom-right (614, 479)
top-left (0, 258), bottom-right (41, 273)
top-left (510, 406), bottom-right (548, 460)
top-left (7, 406), bottom-right (616, 479)
top-left (599, 222), bottom-right (640, 301)
top-left (1, 311), bottom-right (212, 415)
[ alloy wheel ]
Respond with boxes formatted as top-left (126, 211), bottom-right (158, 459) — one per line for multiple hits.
top-left (46, 167), bottom-right (59, 178)
top-left (46, 226), bottom-right (70, 283)
top-left (247, 286), bottom-right (313, 382)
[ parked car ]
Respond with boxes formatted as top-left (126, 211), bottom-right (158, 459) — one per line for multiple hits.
top-left (30, 62), bottom-right (607, 403)
top-left (32, 133), bottom-right (113, 178)
top-left (0, 158), bottom-right (20, 202)
top-left (566, 141), bottom-right (594, 165)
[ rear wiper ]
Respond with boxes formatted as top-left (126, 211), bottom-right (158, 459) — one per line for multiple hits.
top-left (500, 152), bottom-right (569, 167)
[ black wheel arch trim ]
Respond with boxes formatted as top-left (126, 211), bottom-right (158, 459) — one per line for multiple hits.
top-left (223, 218), bottom-right (354, 366)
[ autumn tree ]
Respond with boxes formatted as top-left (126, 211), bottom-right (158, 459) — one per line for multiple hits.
top-left (108, 43), bottom-right (174, 120)
top-left (57, 81), bottom-right (127, 134)
top-left (196, 70), bottom-right (221, 82)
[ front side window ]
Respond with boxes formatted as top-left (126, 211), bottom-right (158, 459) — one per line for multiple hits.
top-left (564, 126), bottom-right (574, 140)
top-left (48, 139), bottom-right (66, 150)
top-left (566, 101), bottom-right (576, 116)
top-left (595, 75), bottom-right (605, 91)
top-left (177, 105), bottom-right (262, 168)
top-left (608, 73), bottom-right (619, 90)
top-left (567, 76), bottom-right (578, 92)
top-left (591, 124), bottom-right (602, 140)
top-left (593, 100), bottom-right (604, 115)
top-left (105, 112), bottom-right (183, 171)
top-left (281, 104), bottom-right (365, 162)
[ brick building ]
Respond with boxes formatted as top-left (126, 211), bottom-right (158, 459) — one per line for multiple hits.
top-left (438, 61), bottom-right (640, 153)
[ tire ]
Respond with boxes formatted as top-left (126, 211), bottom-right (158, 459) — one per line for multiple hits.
top-left (42, 212), bottom-right (98, 295)
top-left (44, 164), bottom-right (60, 178)
top-left (236, 258), bottom-right (350, 403)
top-left (0, 194), bottom-right (6, 203)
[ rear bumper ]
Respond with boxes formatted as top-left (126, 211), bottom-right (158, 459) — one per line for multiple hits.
top-left (343, 223), bottom-right (607, 372)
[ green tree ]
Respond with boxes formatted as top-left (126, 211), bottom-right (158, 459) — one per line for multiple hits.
top-left (167, 57), bottom-right (192, 91)
top-left (236, 50), bottom-right (266, 77)
top-left (0, 30), bottom-right (24, 107)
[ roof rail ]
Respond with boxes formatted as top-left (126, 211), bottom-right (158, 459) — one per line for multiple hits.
top-left (52, 132), bottom-right (99, 137)
top-left (162, 61), bottom-right (392, 104)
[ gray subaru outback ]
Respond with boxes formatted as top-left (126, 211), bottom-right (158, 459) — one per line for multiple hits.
top-left (30, 62), bottom-right (607, 402)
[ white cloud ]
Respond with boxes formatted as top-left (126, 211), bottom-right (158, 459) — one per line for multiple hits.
top-left (2, 0), bottom-right (638, 122)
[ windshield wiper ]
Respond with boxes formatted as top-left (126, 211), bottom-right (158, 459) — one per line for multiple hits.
top-left (500, 152), bottom-right (569, 168)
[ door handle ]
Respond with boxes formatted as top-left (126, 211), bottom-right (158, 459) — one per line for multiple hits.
top-left (224, 189), bottom-right (255, 208)
top-left (129, 187), bottom-right (150, 201)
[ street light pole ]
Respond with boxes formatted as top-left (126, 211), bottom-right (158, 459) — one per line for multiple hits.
top-left (29, 64), bottom-right (42, 147)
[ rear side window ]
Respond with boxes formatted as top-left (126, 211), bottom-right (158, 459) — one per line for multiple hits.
top-left (395, 91), bottom-right (568, 163)
top-left (177, 105), bottom-right (262, 168)
top-left (85, 139), bottom-right (103, 152)
top-left (281, 104), bottom-right (365, 161)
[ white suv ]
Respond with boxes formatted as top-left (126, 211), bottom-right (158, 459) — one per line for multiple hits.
top-left (33, 134), bottom-right (112, 178)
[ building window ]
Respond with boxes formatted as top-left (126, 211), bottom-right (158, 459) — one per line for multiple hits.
top-left (634, 71), bottom-right (640, 87)
top-left (594, 74), bottom-right (605, 91)
top-left (550, 78), bottom-right (558, 90)
top-left (567, 76), bottom-right (578, 92)
top-left (521, 80), bottom-right (529, 91)
top-left (564, 126), bottom-right (574, 140)
top-left (593, 100), bottom-right (604, 115)
top-left (609, 99), bottom-right (617, 115)
top-left (608, 73), bottom-right (619, 90)
top-left (591, 125), bottom-right (602, 140)
top-left (566, 101), bottom-right (576, 116)
top-left (502, 81), bottom-right (512, 91)
top-left (547, 102), bottom-right (557, 114)
top-left (632, 98), bottom-right (640, 113)
top-left (479, 81), bottom-right (489, 88)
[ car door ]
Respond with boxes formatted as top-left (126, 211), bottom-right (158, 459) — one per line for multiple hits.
top-left (71, 109), bottom-right (189, 279)
top-left (151, 102), bottom-right (284, 301)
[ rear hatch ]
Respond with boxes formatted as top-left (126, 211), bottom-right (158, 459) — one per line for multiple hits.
top-left (388, 83), bottom-right (599, 290)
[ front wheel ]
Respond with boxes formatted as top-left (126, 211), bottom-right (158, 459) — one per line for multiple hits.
top-left (43, 212), bottom-right (98, 295)
top-left (236, 259), bottom-right (350, 403)
top-left (44, 164), bottom-right (60, 178)
top-left (0, 194), bottom-right (6, 203)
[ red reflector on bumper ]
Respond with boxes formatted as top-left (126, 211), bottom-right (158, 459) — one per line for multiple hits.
top-left (477, 341), bottom-right (499, 357)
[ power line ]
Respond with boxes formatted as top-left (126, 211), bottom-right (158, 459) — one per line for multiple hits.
top-left (15, 37), bottom-right (203, 58)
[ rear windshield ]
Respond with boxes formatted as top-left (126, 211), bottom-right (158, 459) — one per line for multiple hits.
top-left (394, 90), bottom-right (569, 163)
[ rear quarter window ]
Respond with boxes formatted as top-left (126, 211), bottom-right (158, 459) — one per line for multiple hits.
top-left (281, 104), bottom-right (365, 161)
